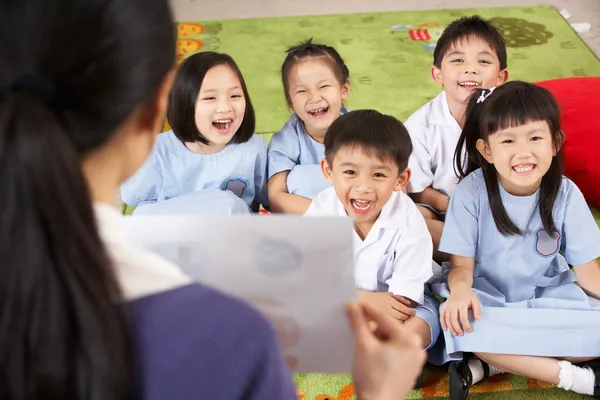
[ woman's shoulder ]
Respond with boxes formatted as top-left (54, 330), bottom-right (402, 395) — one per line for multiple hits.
top-left (125, 283), bottom-right (273, 337)
top-left (125, 283), bottom-right (295, 398)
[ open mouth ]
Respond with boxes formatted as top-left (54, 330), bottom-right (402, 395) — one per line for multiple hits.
top-left (307, 106), bottom-right (329, 118)
top-left (512, 164), bottom-right (536, 174)
top-left (350, 199), bottom-right (374, 215)
top-left (458, 81), bottom-right (481, 89)
top-left (212, 118), bottom-right (233, 132)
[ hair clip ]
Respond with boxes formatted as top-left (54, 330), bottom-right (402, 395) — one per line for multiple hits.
top-left (476, 87), bottom-right (496, 104)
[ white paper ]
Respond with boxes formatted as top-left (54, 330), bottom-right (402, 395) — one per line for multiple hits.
top-left (124, 214), bottom-right (356, 373)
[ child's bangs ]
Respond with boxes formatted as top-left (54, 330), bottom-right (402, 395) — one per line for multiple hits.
top-left (480, 86), bottom-right (559, 137)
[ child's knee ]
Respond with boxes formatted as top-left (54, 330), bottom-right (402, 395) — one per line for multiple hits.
top-left (405, 315), bottom-right (433, 348)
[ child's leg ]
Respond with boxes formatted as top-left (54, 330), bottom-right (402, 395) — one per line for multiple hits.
top-left (416, 206), bottom-right (449, 263)
top-left (476, 353), bottom-right (598, 396)
top-left (403, 315), bottom-right (432, 349)
top-left (476, 353), bottom-right (560, 383)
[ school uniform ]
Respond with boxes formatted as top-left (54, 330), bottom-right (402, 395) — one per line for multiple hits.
top-left (434, 169), bottom-right (600, 359)
top-left (120, 130), bottom-right (268, 213)
top-left (406, 91), bottom-right (463, 198)
top-left (305, 187), bottom-right (442, 355)
top-left (95, 203), bottom-right (297, 399)
top-left (268, 109), bottom-right (347, 199)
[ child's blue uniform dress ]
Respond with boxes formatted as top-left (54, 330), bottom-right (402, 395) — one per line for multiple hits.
top-left (268, 108), bottom-right (348, 199)
top-left (434, 169), bottom-right (600, 359)
top-left (121, 130), bottom-right (268, 215)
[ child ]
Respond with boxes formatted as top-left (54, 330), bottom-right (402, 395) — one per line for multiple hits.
top-left (305, 110), bottom-right (441, 359)
top-left (120, 52), bottom-right (268, 215)
top-left (268, 39), bottom-right (350, 214)
top-left (436, 82), bottom-right (600, 399)
top-left (406, 16), bottom-right (509, 260)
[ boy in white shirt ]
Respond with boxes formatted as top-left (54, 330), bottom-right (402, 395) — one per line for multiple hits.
top-left (406, 16), bottom-right (508, 261)
top-left (305, 110), bottom-right (441, 354)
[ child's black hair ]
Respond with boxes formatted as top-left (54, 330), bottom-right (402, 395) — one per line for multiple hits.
top-left (454, 81), bottom-right (564, 236)
top-left (167, 52), bottom-right (255, 145)
top-left (324, 110), bottom-right (412, 172)
top-left (281, 38), bottom-right (350, 107)
top-left (433, 16), bottom-right (507, 70)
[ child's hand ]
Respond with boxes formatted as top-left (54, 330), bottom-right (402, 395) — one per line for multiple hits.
top-left (440, 289), bottom-right (481, 336)
top-left (346, 302), bottom-right (426, 400)
top-left (358, 291), bottom-right (416, 322)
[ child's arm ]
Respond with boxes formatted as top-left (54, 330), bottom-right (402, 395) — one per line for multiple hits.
top-left (386, 204), bottom-right (435, 305)
top-left (573, 259), bottom-right (600, 300)
top-left (441, 255), bottom-right (481, 336)
top-left (120, 158), bottom-right (163, 207)
top-left (357, 290), bottom-right (416, 322)
top-left (267, 172), bottom-right (311, 214)
top-left (411, 187), bottom-right (450, 213)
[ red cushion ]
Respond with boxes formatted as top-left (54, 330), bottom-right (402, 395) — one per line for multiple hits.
top-left (535, 77), bottom-right (600, 208)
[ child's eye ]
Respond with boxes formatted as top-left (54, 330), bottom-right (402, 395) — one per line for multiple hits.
top-left (531, 136), bottom-right (543, 141)
top-left (202, 96), bottom-right (216, 101)
top-left (451, 59), bottom-right (463, 63)
top-left (373, 172), bottom-right (386, 178)
top-left (231, 94), bottom-right (243, 99)
top-left (501, 139), bottom-right (514, 144)
top-left (320, 85), bottom-right (331, 89)
top-left (479, 60), bottom-right (492, 64)
top-left (296, 89), bottom-right (306, 94)
top-left (343, 170), bottom-right (356, 175)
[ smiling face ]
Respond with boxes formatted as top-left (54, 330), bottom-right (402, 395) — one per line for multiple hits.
top-left (193, 63), bottom-right (246, 152)
top-left (321, 145), bottom-right (409, 237)
top-left (432, 35), bottom-right (507, 111)
top-left (286, 57), bottom-right (349, 140)
top-left (476, 120), bottom-right (558, 196)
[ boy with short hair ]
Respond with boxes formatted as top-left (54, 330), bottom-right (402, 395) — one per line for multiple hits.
top-left (406, 16), bottom-right (509, 261)
top-left (305, 110), bottom-right (440, 354)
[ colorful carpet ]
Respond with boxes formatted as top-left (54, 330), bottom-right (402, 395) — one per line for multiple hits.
top-left (175, 5), bottom-right (600, 142)
top-left (164, 7), bottom-right (599, 399)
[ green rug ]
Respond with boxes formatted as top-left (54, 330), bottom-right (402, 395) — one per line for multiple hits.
top-left (177, 5), bottom-right (600, 142)
top-left (173, 7), bottom-right (599, 399)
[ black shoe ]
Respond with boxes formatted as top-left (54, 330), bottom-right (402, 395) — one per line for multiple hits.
top-left (575, 359), bottom-right (600, 398)
top-left (448, 354), bottom-right (490, 400)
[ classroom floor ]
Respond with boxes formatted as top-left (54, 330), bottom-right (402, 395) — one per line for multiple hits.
top-left (171, 0), bottom-right (600, 56)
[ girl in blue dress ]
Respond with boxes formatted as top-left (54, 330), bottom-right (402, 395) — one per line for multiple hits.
top-left (267, 39), bottom-right (350, 214)
top-left (436, 81), bottom-right (600, 399)
top-left (121, 52), bottom-right (268, 215)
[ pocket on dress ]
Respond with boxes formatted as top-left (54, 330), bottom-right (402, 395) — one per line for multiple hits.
top-left (534, 229), bottom-right (561, 258)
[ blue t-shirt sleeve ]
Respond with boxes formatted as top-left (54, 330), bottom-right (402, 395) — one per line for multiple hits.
top-left (254, 135), bottom-right (269, 207)
top-left (120, 154), bottom-right (163, 207)
top-left (439, 174), bottom-right (480, 257)
top-left (267, 119), bottom-right (301, 179)
top-left (561, 180), bottom-right (600, 266)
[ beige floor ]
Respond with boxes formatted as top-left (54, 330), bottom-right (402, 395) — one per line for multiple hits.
top-left (171, 0), bottom-right (600, 56)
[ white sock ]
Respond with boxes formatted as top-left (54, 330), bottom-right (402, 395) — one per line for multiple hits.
top-left (557, 360), bottom-right (595, 395)
top-left (468, 358), bottom-right (504, 384)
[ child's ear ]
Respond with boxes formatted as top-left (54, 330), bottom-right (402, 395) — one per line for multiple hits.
top-left (394, 168), bottom-right (412, 191)
top-left (341, 80), bottom-right (350, 100)
top-left (554, 129), bottom-right (566, 155)
top-left (320, 158), bottom-right (334, 184)
top-left (431, 66), bottom-right (444, 86)
top-left (476, 139), bottom-right (494, 164)
top-left (496, 69), bottom-right (509, 86)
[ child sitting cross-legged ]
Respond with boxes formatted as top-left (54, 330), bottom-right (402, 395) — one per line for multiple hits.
top-left (305, 110), bottom-right (441, 356)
